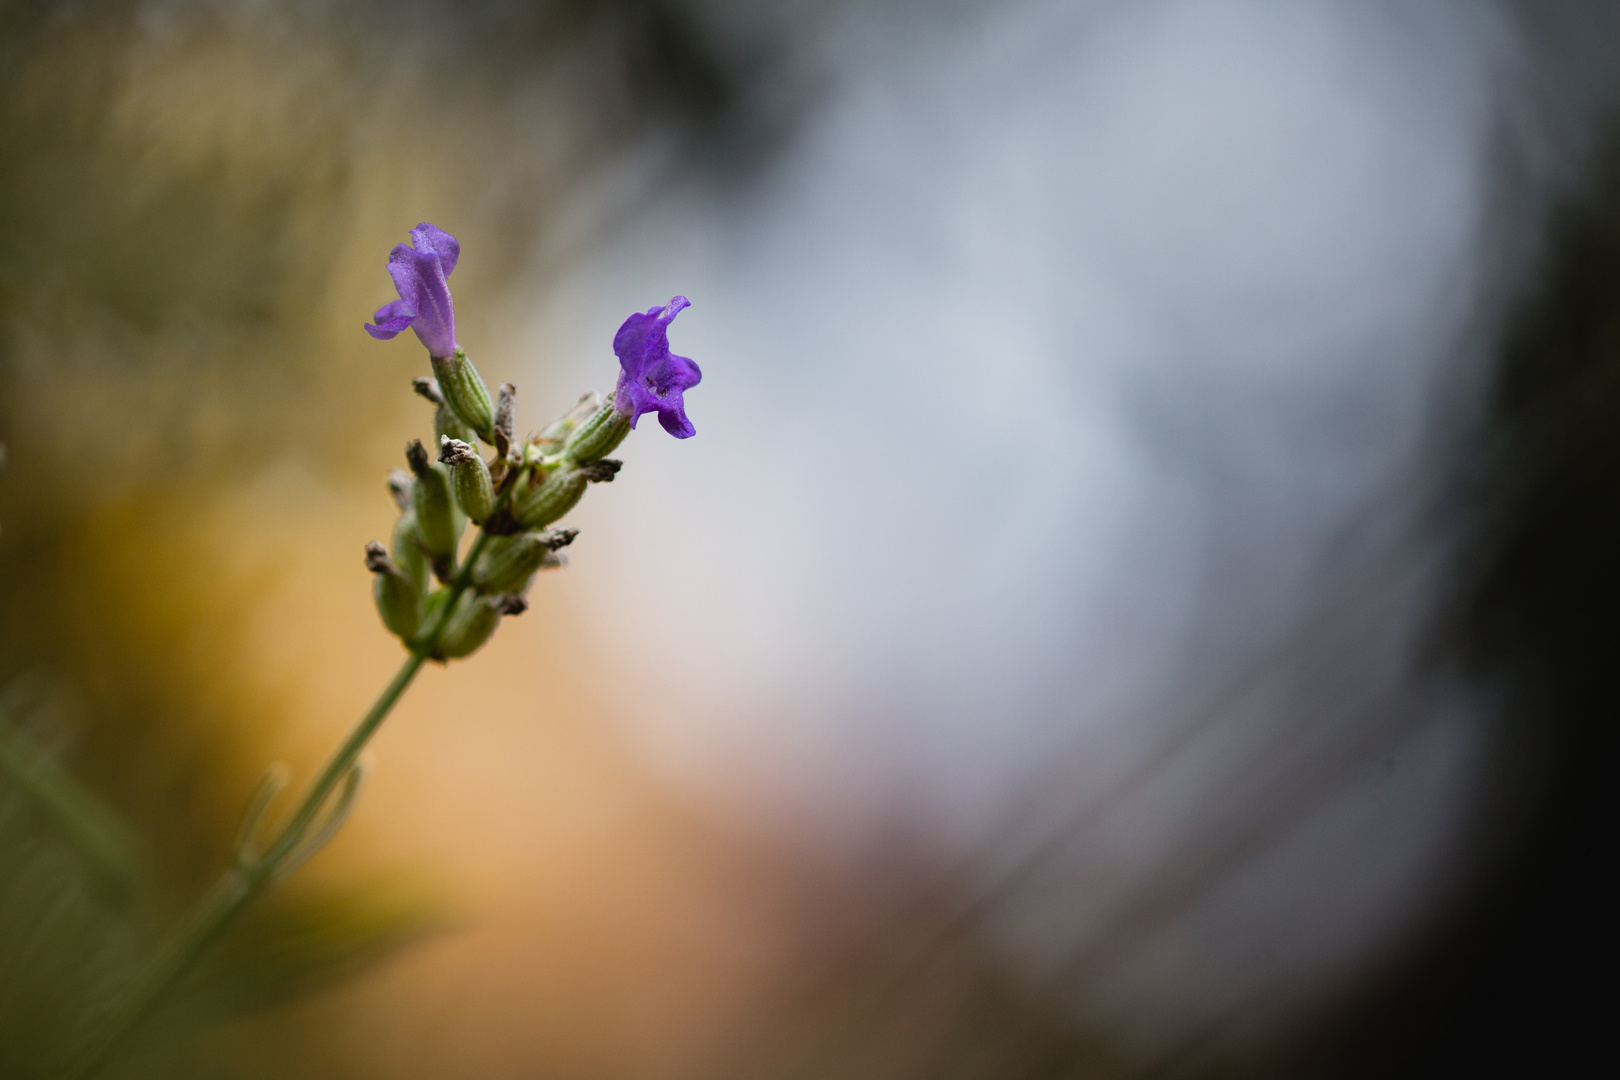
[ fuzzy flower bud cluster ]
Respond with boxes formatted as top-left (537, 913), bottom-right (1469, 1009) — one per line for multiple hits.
top-left (361, 223), bottom-right (700, 662)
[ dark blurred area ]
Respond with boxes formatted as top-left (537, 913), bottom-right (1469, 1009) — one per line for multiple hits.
top-left (3, 1), bottom-right (1620, 1078)
top-left (1307, 102), bottom-right (1620, 1080)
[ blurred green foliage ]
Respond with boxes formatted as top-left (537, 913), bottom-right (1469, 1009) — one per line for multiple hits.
top-left (3, 685), bottom-right (445, 1077)
top-left (0, 0), bottom-right (735, 1074)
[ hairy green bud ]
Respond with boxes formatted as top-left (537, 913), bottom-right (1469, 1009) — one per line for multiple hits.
top-left (405, 440), bottom-right (465, 560)
top-left (564, 392), bottom-right (632, 462)
top-left (435, 592), bottom-right (525, 660)
top-left (430, 348), bottom-right (495, 443)
top-left (475, 528), bottom-right (577, 594)
top-left (390, 511), bottom-right (430, 594)
top-left (531, 392), bottom-right (600, 455)
top-left (420, 583), bottom-right (450, 629)
top-left (511, 467), bottom-right (587, 529)
top-left (365, 541), bottom-right (422, 641)
top-left (512, 458), bottom-right (622, 529)
top-left (438, 437), bottom-right (495, 524)
top-left (414, 377), bottom-right (477, 444)
top-left (435, 403), bottom-right (478, 446)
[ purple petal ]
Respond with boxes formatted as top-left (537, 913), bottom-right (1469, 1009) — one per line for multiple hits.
top-left (657, 400), bottom-right (697, 439)
top-left (409, 223), bottom-right (460, 277)
top-left (365, 225), bottom-right (466, 352)
top-left (387, 243), bottom-right (457, 358)
top-left (364, 298), bottom-right (415, 339)
top-left (612, 296), bottom-right (693, 380)
top-left (612, 297), bottom-right (700, 438)
top-left (612, 319), bottom-right (658, 381)
top-left (373, 297), bottom-right (416, 324)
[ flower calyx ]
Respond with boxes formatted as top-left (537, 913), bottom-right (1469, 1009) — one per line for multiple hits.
top-left (438, 435), bottom-right (495, 524)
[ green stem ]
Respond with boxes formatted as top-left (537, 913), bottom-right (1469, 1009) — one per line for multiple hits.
top-left (69, 527), bottom-right (497, 1078)
top-left (257, 650), bottom-right (425, 869)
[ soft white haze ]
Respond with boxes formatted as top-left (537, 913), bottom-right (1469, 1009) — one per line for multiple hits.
top-left (516, 0), bottom-right (1519, 1048)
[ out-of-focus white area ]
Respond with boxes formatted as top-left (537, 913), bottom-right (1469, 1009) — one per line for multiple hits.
top-left (522, 0), bottom-right (1495, 819)
top-left (514, 0), bottom-right (1512, 1042)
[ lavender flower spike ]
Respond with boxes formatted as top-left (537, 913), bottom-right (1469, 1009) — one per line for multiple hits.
top-left (613, 296), bottom-right (702, 438)
top-left (364, 223), bottom-right (461, 358)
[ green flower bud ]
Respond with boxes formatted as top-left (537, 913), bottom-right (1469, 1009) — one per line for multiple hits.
top-left (365, 542), bottom-right (422, 641)
top-left (405, 440), bottom-right (465, 560)
top-left (564, 392), bottom-right (632, 462)
top-left (531, 392), bottom-right (600, 455)
top-left (430, 348), bottom-right (495, 443)
top-left (411, 378), bottom-right (476, 444)
top-left (373, 574), bottom-right (422, 642)
top-left (511, 467), bottom-right (587, 530)
top-left (438, 436), bottom-right (495, 524)
top-left (390, 510), bottom-right (430, 594)
top-left (435, 403), bottom-right (478, 446)
top-left (436, 593), bottom-right (501, 660)
top-left (475, 528), bottom-right (577, 594)
top-left (420, 583), bottom-right (451, 628)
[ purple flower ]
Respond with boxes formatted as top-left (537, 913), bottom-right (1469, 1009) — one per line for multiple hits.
top-left (364, 223), bottom-right (461, 358)
top-left (613, 296), bottom-right (702, 438)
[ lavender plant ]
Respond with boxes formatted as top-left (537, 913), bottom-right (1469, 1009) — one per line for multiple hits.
top-left (71, 224), bottom-right (701, 1075)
